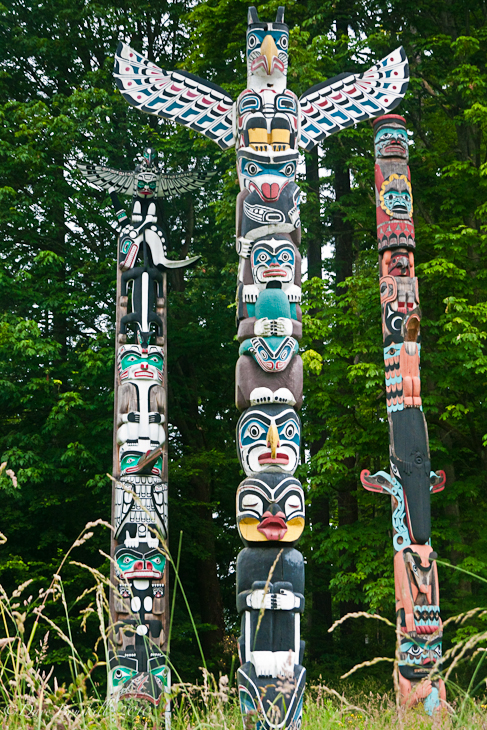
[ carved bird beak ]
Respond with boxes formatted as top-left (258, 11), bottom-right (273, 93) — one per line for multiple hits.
top-left (261, 34), bottom-right (278, 73)
top-left (266, 423), bottom-right (279, 458)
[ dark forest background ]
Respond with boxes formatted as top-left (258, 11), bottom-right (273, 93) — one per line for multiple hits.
top-left (0, 0), bottom-right (486, 694)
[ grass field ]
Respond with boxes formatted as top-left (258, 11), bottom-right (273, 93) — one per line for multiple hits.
top-left (0, 522), bottom-right (485, 729)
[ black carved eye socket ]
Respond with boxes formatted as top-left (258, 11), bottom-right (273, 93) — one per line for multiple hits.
top-left (248, 424), bottom-right (264, 439)
top-left (278, 35), bottom-right (288, 50)
top-left (247, 33), bottom-right (258, 49)
top-left (283, 163), bottom-right (295, 176)
top-left (257, 252), bottom-right (269, 263)
top-left (114, 669), bottom-right (123, 679)
top-left (246, 162), bottom-right (259, 176)
top-left (280, 251), bottom-right (291, 262)
top-left (284, 423), bottom-right (296, 439)
top-left (408, 645), bottom-right (422, 657)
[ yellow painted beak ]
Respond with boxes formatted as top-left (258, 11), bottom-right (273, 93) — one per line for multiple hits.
top-left (267, 423), bottom-right (279, 458)
top-left (261, 34), bottom-right (278, 73)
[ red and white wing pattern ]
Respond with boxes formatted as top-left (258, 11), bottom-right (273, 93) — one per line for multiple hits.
top-left (78, 163), bottom-right (135, 195)
top-left (113, 43), bottom-right (235, 150)
top-left (299, 47), bottom-right (409, 151)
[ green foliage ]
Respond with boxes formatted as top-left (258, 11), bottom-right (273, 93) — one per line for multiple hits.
top-left (0, 0), bottom-right (487, 697)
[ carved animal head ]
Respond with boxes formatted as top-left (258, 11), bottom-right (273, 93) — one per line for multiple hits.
top-left (246, 6), bottom-right (288, 87)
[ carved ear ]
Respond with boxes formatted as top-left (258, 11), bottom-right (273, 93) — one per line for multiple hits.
top-left (248, 6), bottom-right (259, 24)
top-left (276, 6), bottom-right (285, 22)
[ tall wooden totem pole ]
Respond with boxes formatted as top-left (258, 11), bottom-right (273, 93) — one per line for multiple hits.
top-left (110, 7), bottom-right (408, 726)
top-left (79, 153), bottom-right (211, 708)
top-left (360, 115), bottom-right (446, 713)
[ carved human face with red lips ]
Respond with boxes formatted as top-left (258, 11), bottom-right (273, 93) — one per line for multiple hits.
top-left (237, 403), bottom-right (301, 476)
top-left (251, 237), bottom-right (296, 287)
top-left (237, 474), bottom-right (304, 545)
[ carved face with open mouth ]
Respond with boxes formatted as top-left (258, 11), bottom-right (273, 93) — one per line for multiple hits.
top-left (237, 403), bottom-right (300, 476)
top-left (115, 546), bottom-right (166, 580)
top-left (237, 473), bottom-right (304, 545)
top-left (237, 149), bottom-right (298, 200)
top-left (119, 445), bottom-right (163, 477)
top-left (374, 124), bottom-right (408, 159)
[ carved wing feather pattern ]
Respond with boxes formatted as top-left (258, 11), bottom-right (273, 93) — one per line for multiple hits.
top-left (113, 42), bottom-right (235, 150)
top-left (78, 163), bottom-right (136, 195)
top-left (157, 170), bottom-right (216, 196)
top-left (299, 47), bottom-right (409, 151)
top-left (78, 163), bottom-right (216, 197)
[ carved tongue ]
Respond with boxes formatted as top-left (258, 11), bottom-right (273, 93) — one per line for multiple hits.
top-left (257, 513), bottom-right (287, 541)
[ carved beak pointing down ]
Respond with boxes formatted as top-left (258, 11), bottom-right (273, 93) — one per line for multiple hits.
top-left (261, 34), bottom-right (278, 74)
top-left (267, 423), bottom-right (279, 458)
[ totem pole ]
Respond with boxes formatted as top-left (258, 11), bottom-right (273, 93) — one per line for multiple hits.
top-left (79, 150), bottom-right (211, 708)
top-left (112, 9), bottom-right (408, 727)
top-left (360, 115), bottom-right (446, 713)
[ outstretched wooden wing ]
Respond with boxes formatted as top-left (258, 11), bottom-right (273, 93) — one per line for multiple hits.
top-left (156, 170), bottom-right (216, 196)
top-left (78, 163), bottom-right (136, 195)
top-left (78, 163), bottom-right (216, 197)
top-left (113, 42), bottom-right (235, 150)
top-left (299, 47), bottom-right (409, 151)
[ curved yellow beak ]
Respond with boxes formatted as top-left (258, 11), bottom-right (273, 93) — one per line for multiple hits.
top-left (267, 423), bottom-right (279, 458)
top-left (261, 34), bottom-right (278, 73)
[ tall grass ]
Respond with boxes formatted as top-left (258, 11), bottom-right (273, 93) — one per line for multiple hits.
top-left (0, 522), bottom-right (486, 728)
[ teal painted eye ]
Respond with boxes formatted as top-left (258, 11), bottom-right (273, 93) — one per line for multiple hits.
top-left (244, 161), bottom-right (262, 176)
top-left (279, 250), bottom-right (292, 263)
top-left (153, 557), bottom-right (162, 565)
top-left (149, 182), bottom-right (156, 190)
top-left (111, 666), bottom-right (137, 689)
top-left (137, 180), bottom-right (145, 188)
top-left (243, 422), bottom-right (266, 442)
top-left (247, 33), bottom-right (259, 50)
top-left (282, 163), bottom-right (295, 176)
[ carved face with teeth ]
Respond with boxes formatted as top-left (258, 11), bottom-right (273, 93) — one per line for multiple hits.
top-left (117, 345), bottom-right (164, 383)
top-left (374, 120), bottom-right (408, 160)
top-left (115, 545), bottom-right (166, 580)
top-left (237, 403), bottom-right (301, 476)
top-left (399, 636), bottom-right (442, 680)
top-left (237, 473), bottom-right (304, 545)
